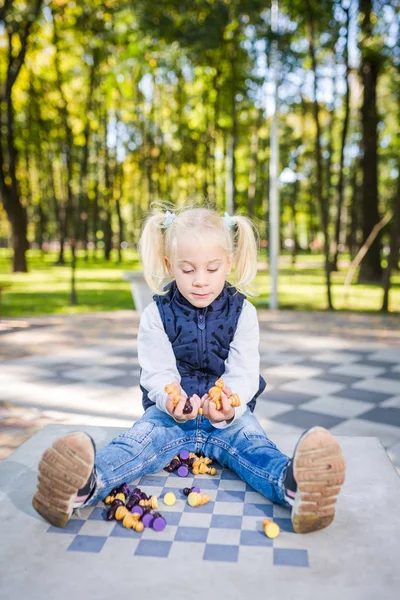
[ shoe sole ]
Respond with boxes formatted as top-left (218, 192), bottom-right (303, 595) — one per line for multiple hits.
top-left (32, 432), bottom-right (94, 529)
top-left (291, 426), bottom-right (346, 534)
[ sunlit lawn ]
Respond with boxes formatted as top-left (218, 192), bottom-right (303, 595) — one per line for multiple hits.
top-left (0, 248), bottom-right (399, 317)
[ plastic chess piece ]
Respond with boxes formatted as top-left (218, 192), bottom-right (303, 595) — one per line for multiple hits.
top-left (187, 492), bottom-right (210, 507)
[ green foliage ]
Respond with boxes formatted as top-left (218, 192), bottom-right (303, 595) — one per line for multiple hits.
top-left (0, 249), bottom-right (398, 317)
top-left (0, 0), bottom-right (399, 307)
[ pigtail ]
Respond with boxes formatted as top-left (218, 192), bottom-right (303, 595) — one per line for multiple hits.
top-left (138, 210), bottom-right (168, 294)
top-left (231, 215), bottom-right (259, 297)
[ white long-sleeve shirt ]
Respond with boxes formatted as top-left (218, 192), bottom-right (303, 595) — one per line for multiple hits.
top-left (137, 299), bottom-right (261, 429)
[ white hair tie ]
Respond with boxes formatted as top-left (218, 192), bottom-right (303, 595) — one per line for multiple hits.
top-left (223, 212), bottom-right (234, 230)
top-left (162, 210), bottom-right (176, 228)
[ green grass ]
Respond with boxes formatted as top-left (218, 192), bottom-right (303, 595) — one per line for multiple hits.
top-left (0, 248), bottom-right (399, 317)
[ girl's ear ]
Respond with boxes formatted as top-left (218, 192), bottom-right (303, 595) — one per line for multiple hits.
top-left (165, 256), bottom-right (174, 277)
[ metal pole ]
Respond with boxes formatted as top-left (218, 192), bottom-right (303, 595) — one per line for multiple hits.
top-left (269, 0), bottom-right (279, 309)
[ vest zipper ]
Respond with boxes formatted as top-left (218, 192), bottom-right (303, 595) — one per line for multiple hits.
top-left (197, 309), bottom-right (206, 396)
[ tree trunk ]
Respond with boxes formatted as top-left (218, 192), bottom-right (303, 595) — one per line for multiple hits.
top-left (248, 116), bottom-right (260, 218)
top-left (290, 173), bottom-right (300, 266)
top-left (114, 148), bottom-right (124, 264)
top-left (52, 11), bottom-right (74, 265)
top-left (325, 67), bottom-right (337, 221)
top-left (305, 0), bottom-right (334, 310)
top-left (358, 0), bottom-right (382, 282)
top-left (0, 2), bottom-right (43, 271)
top-left (49, 156), bottom-right (61, 243)
top-left (381, 176), bottom-right (400, 312)
top-left (103, 115), bottom-right (113, 261)
top-left (348, 159), bottom-right (361, 259)
top-left (78, 56), bottom-right (98, 259)
top-left (229, 34), bottom-right (238, 213)
top-left (211, 70), bottom-right (220, 207)
top-left (332, 5), bottom-right (350, 271)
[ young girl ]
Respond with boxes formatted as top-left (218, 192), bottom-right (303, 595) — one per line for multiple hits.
top-left (32, 206), bottom-right (346, 534)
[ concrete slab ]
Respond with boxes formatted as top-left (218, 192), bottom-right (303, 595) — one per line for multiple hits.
top-left (1, 424), bottom-right (400, 600)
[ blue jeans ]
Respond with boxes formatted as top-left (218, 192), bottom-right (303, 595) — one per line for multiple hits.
top-left (88, 406), bottom-right (291, 509)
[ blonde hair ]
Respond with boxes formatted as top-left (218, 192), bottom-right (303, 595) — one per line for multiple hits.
top-left (139, 203), bottom-right (259, 297)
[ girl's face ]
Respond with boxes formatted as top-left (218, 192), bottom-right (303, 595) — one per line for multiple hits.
top-left (165, 232), bottom-right (233, 308)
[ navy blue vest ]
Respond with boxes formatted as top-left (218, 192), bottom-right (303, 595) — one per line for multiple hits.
top-left (141, 281), bottom-right (266, 412)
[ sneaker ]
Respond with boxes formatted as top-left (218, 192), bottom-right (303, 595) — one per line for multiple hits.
top-left (284, 426), bottom-right (346, 534)
top-left (32, 432), bottom-right (96, 529)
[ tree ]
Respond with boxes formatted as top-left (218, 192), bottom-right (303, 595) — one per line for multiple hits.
top-left (332, 1), bottom-right (351, 271)
top-left (304, 0), bottom-right (334, 309)
top-left (0, 0), bottom-right (43, 271)
top-left (358, 0), bottom-right (384, 282)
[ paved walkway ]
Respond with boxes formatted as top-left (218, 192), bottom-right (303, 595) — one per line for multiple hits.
top-left (0, 310), bottom-right (399, 472)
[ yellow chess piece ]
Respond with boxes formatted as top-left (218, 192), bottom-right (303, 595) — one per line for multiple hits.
top-left (208, 378), bottom-right (241, 411)
top-left (139, 495), bottom-right (158, 509)
top-left (230, 393), bottom-right (241, 408)
top-left (187, 492), bottom-right (211, 507)
top-left (165, 383), bottom-right (182, 407)
top-left (192, 463), bottom-right (216, 476)
top-left (262, 518), bottom-right (280, 539)
top-left (192, 457), bottom-right (212, 466)
top-left (122, 513), bottom-right (138, 529)
top-left (115, 506), bottom-right (129, 521)
top-left (208, 378), bottom-right (224, 410)
top-left (163, 492), bottom-right (176, 506)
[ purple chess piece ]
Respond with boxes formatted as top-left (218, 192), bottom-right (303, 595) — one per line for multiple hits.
top-left (177, 464), bottom-right (189, 477)
top-left (142, 513), bottom-right (155, 528)
top-left (182, 400), bottom-right (193, 414)
top-left (169, 458), bottom-right (181, 471)
top-left (118, 483), bottom-right (130, 497)
top-left (127, 492), bottom-right (141, 506)
top-left (130, 505), bottom-right (144, 517)
top-left (152, 513), bottom-right (166, 532)
top-left (106, 499), bottom-right (124, 521)
top-left (179, 449), bottom-right (190, 461)
top-left (183, 485), bottom-right (200, 496)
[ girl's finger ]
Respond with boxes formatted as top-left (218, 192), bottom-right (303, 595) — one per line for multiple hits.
top-left (173, 395), bottom-right (187, 421)
top-left (200, 394), bottom-right (209, 406)
top-left (221, 393), bottom-right (231, 411)
top-left (192, 395), bottom-right (202, 410)
top-left (187, 395), bottom-right (201, 419)
top-left (202, 397), bottom-right (210, 417)
top-left (208, 400), bottom-right (221, 421)
top-left (165, 395), bottom-right (176, 415)
top-left (222, 386), bottom-right (232, 397)
top-left (221, 394), bottom-right (235, 419)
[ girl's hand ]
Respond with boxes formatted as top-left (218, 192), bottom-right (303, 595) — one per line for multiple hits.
top-left (166, 383), bottom-right (202, 422)
top-left (201, 391), bottom-right (235, 423)
top-left (222, 384), bottom-right (233, 398)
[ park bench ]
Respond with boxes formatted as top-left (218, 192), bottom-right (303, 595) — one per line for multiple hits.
top-left (122, 271), bottom-right (153, 314)
top-left (0, 424), bottom-right (399, 599)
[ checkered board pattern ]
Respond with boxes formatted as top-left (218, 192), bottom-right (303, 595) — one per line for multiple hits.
top-left (2, 342), bottom-right (399, 472)
top-left (46, 467), bottom-right (309, 568)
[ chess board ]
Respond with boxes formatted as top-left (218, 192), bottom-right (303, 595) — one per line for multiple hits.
top-left (46, 467), bottom-right (309, 568)
top-left (2, 426), bottom-right (400, 600)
